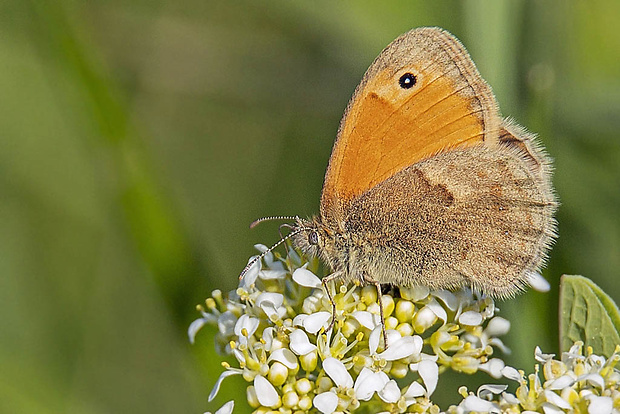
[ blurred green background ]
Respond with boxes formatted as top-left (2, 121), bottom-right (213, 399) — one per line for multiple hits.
top-left (1, 0), bottom-right (619, 412)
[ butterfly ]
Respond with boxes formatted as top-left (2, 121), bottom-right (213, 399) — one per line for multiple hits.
top-left (243, 27), bottom-right (557, 346)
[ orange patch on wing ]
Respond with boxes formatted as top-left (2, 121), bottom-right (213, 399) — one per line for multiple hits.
top-left (322, 69), bottom-right (485, 207)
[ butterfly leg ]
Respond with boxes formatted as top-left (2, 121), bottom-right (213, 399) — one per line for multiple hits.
top-left (321, 271), bottom-right (342, 333)
top-left (363, 274), bottom-right (389, 349)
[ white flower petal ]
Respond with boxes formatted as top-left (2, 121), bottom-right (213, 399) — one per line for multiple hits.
top-left (459, 310), bottom-right (483, 326)
top-left (214, 400), bottom-right (234, 414)
top-left (241, 256), bottom-right (261, 287)
top-left (485, 317), bottom-right (511, 337)
top-left (541, 402), bottom-right (565, 414)
top-left (528, 271), bottom-right (550, 292)
top-left (535, 346), bottom-right (555, 363)
top-left (404, 381), bottom-right (425, 399)
top-left (254, 375), bottom-right (280, 408)
top-left (503, 392), bottom-right (520, 405)
top-left (369, 327), bottom-right (382, 355)
top-left (269, 348), bottom-right (298, 369)
top-left (262, 327), bottom-right (274, 351)
top-left (587, 395), bottom-right (613, 414)
top-left (590, 354), bottom-right (606, 365)
top-left (209, 370), bottom-right (241, 402)
top-left (188, 318), bottom-right (207, 344)
top-left (544, 390), bottom-right (572, 409)
top-left (461, 395), bottom-right (496, 412)
top-left (293, 268), bottom-right (322, 288)
top-left (353, 368), bottom-right (389, 401)
top-left (293, 314), bottom-right (307, 327)
top-left (386, 330), bottom-right (402, 345)
top-left (289, 329), bottom-right (317, 355)
top-left (432, 290), bottom-right (458, 310)
top-left (487, 337), bottom-right (511, 354)
top-left (303, 312), bottom-right (332, 334)
top-left (234, 314), bottom-right (259, 338)
top-left (549, 374), bottom-right (575, 390)
top-left (502, 365), bottom-right (523, 382)
top-left (566, 342), bottom-right (583, 358)
top-left (578, 373), bottom-right (605, 389)
top-left (479, 358), bottom-right (505, 379)
top-left (418, 359), bottom-right (439, 397)
top-left (426, 300), bottom-right (447, 322)
top-left (217, 311), bottom-right (237, 337)
top-left (378, 380), bottom-right (401, 403)
top-left (378, 335), bottom-right (422, 361)
top-left (376, 370), bottom-right (389, 382)
top-left (256, 292), bottom-right (284, 309)
top-left (323, 357), bottom-right (354, 388)
top-left (254, 243), bottom-right (277, 267)
top-left (287, 247), bottom-right (301, 266)
top-left (259, 269), bottom-right (287, 280)
top-left (313, 391), bottom-right (339, 414)
top-left (353, 369), bottom-right (377, 400)
top-left (261, 302), bottom-right (280, 320)
top-left (419, 352), bottom-right (439, 362)
top-left (351, 311), bottom-right (380, 330)
top-left (478, 384), bottom-right (508, 399)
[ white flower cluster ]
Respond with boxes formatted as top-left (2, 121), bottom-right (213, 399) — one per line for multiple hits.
top-left (447, 342), bottom-right (620, 414)
top-left (191, 245), bottom-right (516, 413)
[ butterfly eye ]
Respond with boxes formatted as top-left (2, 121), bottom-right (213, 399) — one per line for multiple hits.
top-left (398, 72), bottom-right (417, 89)
top-left (308, 231), bottom-right (319, 245)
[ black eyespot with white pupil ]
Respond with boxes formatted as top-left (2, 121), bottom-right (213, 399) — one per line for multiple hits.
top-left (398, 72), bottom-right (417, 89)
top-left (308, 231), bottom-right (319, 245)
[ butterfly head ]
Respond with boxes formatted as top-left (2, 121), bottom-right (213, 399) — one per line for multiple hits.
top-left (291, 216), bottom-right (344, 271)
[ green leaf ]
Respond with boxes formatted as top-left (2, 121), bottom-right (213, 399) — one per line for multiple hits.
top-left (560, 275), bottom-right (620, 357)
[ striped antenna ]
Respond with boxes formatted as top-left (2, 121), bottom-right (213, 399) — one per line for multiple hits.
top-left (250, 215), bottom-right (299, 229)
top-left (239, 228), bottom-right (305, 280)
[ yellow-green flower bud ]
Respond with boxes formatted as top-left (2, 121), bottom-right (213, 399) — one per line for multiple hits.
top-left (295, 378), bottom-right (313, 395)
top-left (341, 318), bottom-right (360, 337)
top-left (382, 295), bottom-right (395, 317)
top-left (247, 385), bottom-right (260, 408)
top-left (361, 285), bottom-right (377, 305)
top-left (317, 376), bottom-right (333, 393)
top-left (396, 322), bottom-right (414, 337)
top-left (300, 350), bottom-right (318, 372)
top-left (390, 361), bottom-right (409, 379)
top-left (298, 395), bottom-right (312, 411)
top-left (282, 391), bottom-right (300, 408)
top-left (395, 300), bottom-right (415, 322)
top-left (268, 362), bottom-right (288, 386)
top-left (385, 316), bottom-right (399, 330)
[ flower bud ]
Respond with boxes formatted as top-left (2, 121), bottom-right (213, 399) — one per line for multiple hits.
top-left (395, 300), bottom-right (415, 322)
top-left (298, 395), bottom-right (312, 411)
top-left (282, 391), bottom-right (300, 408)
top-left (300, 350), bottom-right (318, 372)
top-left (268, 361), bottom-right (288, 386)
top-left (413, 306), bottom-right (438, 333)
top-left (295, 378), bottom-right (313, 395)
top-left (246, 385), bottom-right (260, 408)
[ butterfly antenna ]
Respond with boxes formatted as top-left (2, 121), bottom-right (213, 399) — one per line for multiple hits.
top-left (239, 228), bottom-right (305, 280)
top-left (250, 215), bottom-right (299, 229)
